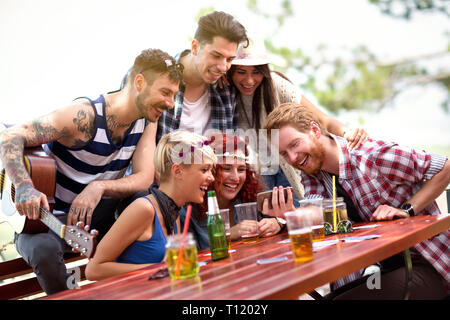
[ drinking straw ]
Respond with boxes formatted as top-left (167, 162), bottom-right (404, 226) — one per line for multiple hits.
top-left (332, 175), bottom-right (337, 231)
top-left (175, 204), bottom-right (192, 278)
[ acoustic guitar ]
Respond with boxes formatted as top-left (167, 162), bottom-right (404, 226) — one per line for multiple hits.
top-left (0, 124), bottom-right (96, 258)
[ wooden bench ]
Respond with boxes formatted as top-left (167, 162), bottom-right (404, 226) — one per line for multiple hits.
top-left (0, 254), bottom-right (88, 300)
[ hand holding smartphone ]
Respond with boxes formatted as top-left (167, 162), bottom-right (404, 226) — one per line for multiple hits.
top-left (257, 187), bottom-right (290, 212)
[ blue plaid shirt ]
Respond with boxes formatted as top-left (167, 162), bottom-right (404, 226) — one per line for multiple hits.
top-left (156, 50), bottom-right (238, 142)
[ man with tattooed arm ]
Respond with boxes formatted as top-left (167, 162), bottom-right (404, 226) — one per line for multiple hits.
top-left (0, 48), bottom-right (183, 294)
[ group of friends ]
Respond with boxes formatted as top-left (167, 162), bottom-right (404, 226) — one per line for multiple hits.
top-left (0, 11), bottom-right (448, 300)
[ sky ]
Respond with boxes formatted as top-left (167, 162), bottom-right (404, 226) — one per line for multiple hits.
top-left (1, 0), bottom-right (449, 148)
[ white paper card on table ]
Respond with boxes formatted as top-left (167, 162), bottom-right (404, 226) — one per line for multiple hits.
top-left (341, 235), bottom-right (381, 243)
top-left (280, 239), bottom-right (338, 251)
top-left (256, 256), bottom-right (288, 264)
top-left (352, 224), bottom-right (380, 230)
top-left (313, 239), bottom-right (339, 251)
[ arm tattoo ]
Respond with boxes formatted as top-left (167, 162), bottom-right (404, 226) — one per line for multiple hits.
top-left (0, 133), bottom-right (30, 185)
top-left (0, 119), bottom-right (69, 185)
top-left (26, 120), bottom-right (67, 145)
top-left (15, 180), bottom-right (41, 205)
top-left (72, 109), bottom-right (95, 147)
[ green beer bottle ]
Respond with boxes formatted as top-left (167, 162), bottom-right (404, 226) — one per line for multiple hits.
top-left (207, 190), bottom-right (229, 261)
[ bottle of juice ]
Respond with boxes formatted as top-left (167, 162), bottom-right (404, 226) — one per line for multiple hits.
top-left (207, 190), bottom-right (229, 261)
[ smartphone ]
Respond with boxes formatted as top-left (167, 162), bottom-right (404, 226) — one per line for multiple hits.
top-left (256, 188), bottom-right (290, 211)
top-left (148, 267), bottom-right (169, 280)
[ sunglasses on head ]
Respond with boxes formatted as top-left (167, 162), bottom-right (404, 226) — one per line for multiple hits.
top-left (139, 59), bottom-right (184, 78)
top-left (164, 59), bottom-right (184, 75)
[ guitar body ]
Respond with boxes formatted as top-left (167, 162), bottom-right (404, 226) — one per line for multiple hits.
top-left (0, 147), bottom-right (56, 234)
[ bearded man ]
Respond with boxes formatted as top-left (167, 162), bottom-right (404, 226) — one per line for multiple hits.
top-left (264, 102), bottom-right (450, 300)
top-left (0, 48), bottom-right (183, 294)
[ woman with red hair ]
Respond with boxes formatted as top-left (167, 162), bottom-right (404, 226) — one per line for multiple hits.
top-left (180, 133), bottom-right (292, 249)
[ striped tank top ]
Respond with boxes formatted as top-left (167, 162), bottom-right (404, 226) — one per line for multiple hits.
top-left (43, 95), bottom-right (146, 214)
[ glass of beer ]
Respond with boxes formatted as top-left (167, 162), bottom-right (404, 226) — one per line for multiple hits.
top-left (284, 209), bottom-right (313, 263)
top-left (234, 202), bottom-right (259, 244)
top-left (219, 209), bottom-right (231, 250)
top-left (298, 198), bottom-right (324, 242)
top-left (322, 197), bottom-right (348, 233)
top-left (166, 233), bottom-right (199, 280)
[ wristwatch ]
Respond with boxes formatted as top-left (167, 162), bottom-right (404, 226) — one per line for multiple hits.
top-left (276, 217), bottom-right (287, 231)
top-left (400, 202), bottom-right (415, 216)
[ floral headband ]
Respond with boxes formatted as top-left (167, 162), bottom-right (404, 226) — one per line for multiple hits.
top-left (177, 140), bottom-right (210, 159)
top-left (215, 152), bottom-right (249, 163)
top-left (174, 139), bottom-right (249, 164)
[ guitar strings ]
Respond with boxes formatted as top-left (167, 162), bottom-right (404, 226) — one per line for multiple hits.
top-left (5, 176), bottom-right (92, 256)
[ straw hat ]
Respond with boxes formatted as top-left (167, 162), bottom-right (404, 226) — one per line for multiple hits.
top-left (232, 37), bottom-right (270, 66)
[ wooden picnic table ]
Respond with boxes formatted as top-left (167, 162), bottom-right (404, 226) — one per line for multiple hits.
top-left (43, 214), bottom-right (450, 300)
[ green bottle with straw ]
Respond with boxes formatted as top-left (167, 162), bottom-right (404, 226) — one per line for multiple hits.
top-left (207, 191), bottom-right (229, 261)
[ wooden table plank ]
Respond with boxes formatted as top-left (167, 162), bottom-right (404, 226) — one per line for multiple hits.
top-left (43, 214), bottom-right (449, 300)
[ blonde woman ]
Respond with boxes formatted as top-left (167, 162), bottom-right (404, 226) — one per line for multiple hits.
top-left (86, 131), bottom-right (216, 281)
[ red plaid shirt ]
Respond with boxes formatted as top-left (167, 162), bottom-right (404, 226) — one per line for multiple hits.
top-left (301, 135), bottom-right (449, 288)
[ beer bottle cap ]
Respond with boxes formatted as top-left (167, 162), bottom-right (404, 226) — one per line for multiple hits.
top-left (207, 190), bottom-right (216, 197)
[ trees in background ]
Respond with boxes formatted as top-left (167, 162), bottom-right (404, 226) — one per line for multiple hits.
top-left (245, 0), bottom-right (449, 114)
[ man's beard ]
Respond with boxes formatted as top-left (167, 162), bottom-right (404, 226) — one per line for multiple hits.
top-left (135, 91), bottom-right (148, 118)
top-left (293, 136), bottom-right (325, 175)
top-left (135, 92), bottom-right (167, 122)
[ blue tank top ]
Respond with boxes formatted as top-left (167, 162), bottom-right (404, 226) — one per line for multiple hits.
top-left (116, 196), bottom-right (178, 264)
top-left (43, 95), bottom-right (146, 213)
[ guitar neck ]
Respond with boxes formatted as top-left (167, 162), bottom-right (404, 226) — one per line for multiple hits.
top-left (39, 208), bottom-right (65, 238)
